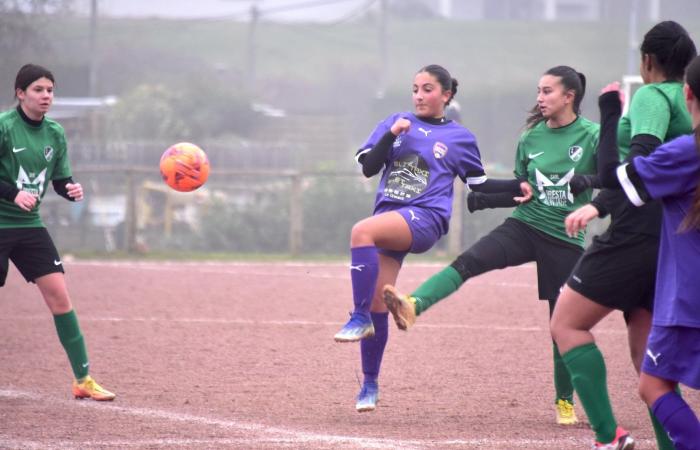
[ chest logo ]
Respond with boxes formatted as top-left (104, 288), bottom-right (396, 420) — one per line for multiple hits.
top-left (569, 146), bottom-right (583, 162)
top-left (433, 142), bottom-right (448, 159)
top-left (44, 146), bottom-right (54, 162)
top-left (528, 151), bottom-right (544, 159)
top-left (418, 127), bottom-right (432, 137)
top-left (12, 147), bottom-right (27, 153)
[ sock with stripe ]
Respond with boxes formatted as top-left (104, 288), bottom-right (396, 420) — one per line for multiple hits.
top-left (361, 312), bottom-right (389, 384)
top-left (562, 342), bottom-right (617, 443)
top-left (411, 266), bottom-right (464, 315)
top-left (350, 246), bottom-right (379, 318)
top-left (54, 310), bottom-right (89, 380)
top-left (652, 390), bottom-right (700, 450)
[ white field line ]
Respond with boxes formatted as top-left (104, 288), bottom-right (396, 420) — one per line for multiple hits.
top-left (0, 389), bottom-right (652, 449)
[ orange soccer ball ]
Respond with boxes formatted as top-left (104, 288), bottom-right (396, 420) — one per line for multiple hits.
top-left (159, 142), bottom-right (210, 192)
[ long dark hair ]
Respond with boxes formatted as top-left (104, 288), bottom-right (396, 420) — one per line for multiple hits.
top-left (641, 21), bottom-right (696, 81)
top-left (681, 55), bottom-right (700, 231)
top-left (525, 66), bottom-right (586, 129)
top-left (14, 63), bottom-right (54, 98)
top-left (417, 64), bottom-right (458, 106)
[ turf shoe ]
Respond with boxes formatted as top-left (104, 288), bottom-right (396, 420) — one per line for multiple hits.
top-left (555, 398), bottom-right (579, 425)
top-left (593, 426), bottom-right (635, 449)
top-left (334, 313), bottom-right (375, 342)
top-left (382, 285), bottom-right (417, 330)
top-left (355, 381), bottom-right (379, 412)
top-left (72, 375), bottom-right (116, 401)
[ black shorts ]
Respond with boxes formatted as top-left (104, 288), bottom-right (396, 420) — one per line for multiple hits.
top-left (0, 227), bottom-right (64, 286)
top-left (455, 218), bottom-right (583, 302)
top-left (566, 233), bottom-right (658, 313)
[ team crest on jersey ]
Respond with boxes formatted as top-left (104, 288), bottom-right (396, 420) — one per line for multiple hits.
top-left (568, 145), bottom-right (583, 162)
top-left (433, 142), bottom-right (448, 159)
top-left (44, 146), bottom-right (54, 162)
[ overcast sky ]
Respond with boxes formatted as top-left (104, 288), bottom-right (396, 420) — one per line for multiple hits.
top-left (76, 0), bottom-right (370, 21)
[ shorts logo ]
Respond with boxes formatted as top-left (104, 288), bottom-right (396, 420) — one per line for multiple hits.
top-left (433, 142), bottom-right (448, 159)
top-left (569, 146), bottom-right (583, 162)
top-left (646, 348), bottom-right (661, 366)
top-left (54, 260), bottom-right (62, 266)
top-left (44, 146), bottom-right (54, 162)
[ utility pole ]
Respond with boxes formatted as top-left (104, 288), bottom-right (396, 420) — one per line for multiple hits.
top-left (626, 0), bottom-right (639, 75)
top-left (88, 0), bottom-right (98, 97)
top-left (247, 3), bottom-right (260, 94)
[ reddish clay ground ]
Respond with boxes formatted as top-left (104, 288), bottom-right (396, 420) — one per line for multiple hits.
top-left (1, 261), bottom-right (697, 449)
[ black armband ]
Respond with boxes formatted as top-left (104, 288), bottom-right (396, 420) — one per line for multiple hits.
top-left (467, 191), bottom-right (519, 213)
top-left (358, 131), bottom-right (396, 178)
top-left (53, 177), bottom-right (75, 201)
top-left (468, 178), bottom-right (521, 194)
top-left (0, 179), bottom-right (19, 202)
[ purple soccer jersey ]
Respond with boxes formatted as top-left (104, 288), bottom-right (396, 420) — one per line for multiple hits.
top-left (624, 134), bottom-right (700, 328)
top-left (356, 112), bottom-right (485, 235)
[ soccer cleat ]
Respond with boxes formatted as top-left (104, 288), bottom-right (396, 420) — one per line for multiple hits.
top-left (334, 313), bottom-right (374, 342)
top-left (382, 285), bottom-right (417, 330)
top-left (355, 381), bottom-right (379, 412)
top-left (72, 375), bottom-right (116, 401)
top-left (555, 398), bottom-right (579, 425)
top-left (593, 426), bottom-right (635, 450)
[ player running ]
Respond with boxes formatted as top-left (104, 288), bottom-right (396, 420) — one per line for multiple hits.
top-left (0, 64), bottom-right (115, 401)
top-left (551, 21), bottom-right (696, 449)
top-left (382, 65), bottom-right (599, 425)
top-left (333, 64), bottom-right (528, 412)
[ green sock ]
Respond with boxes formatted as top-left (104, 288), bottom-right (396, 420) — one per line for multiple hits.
top-left (553, 343), bottom-right (574, 403)
top-left (562, 343), bottom-right (616, 443)
top-left (649, 407), bottom-right (675, 450)
top-left (411, 266), bottom-right (465, 315)
top-left (53, 310), bottom-right (89, 380)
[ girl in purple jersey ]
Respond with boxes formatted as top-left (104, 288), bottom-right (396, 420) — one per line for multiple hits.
top-left (594, 54), bottom-right (700, 450)
top-left (333, 64), bottom-right (528, 412)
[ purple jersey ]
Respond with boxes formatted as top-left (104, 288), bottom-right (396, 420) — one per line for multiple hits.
top-left (356, 112), bottom-right (485, 234)
top-left (624, 135), bottom-right (700, 328)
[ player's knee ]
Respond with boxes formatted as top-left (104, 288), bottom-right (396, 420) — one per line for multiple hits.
top-left (350, 221), bottom-right (373, 247)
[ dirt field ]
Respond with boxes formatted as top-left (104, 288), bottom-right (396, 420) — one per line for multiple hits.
top-left (1, 261), bottom-right (696, 449)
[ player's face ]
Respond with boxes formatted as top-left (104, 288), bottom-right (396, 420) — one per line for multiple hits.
top-left (412, 72), bottom-right (450, 119)
top-left (536, 75), bottom-right (573, 120)
top-left (16, 77), bottom-right (54, 120)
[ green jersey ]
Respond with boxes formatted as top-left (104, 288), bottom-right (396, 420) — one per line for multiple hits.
top-left (511, 116), bottom-right (600, 247)
top-left (617, 81), bottom-right (691, 159)
top-left (0, 108), bottom-right (72, 228)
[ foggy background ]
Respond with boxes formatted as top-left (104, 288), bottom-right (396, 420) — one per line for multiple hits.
top-left (2, 0), bottom-right (699, 257)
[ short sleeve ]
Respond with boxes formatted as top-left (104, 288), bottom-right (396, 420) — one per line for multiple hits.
top-left (513, 135), bottom-right (528, 179)
top-left (51, 127), bottom-right (72, 180)
top-left (628, 85), bottom-right (671, 141)
top-left (632, 135), bottom-right (699, 200)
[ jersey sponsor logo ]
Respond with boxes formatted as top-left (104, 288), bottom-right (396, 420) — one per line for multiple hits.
top-left (16, 166), bottom-right (47, 198)
top-left (384, 153), bottom-right (429, 201)
top-left (432, 142), bottom-right (448, 159)
top-left (12, 147), bottom-right (27, 153)
top-left (568, 146), bottom-right (583, 162)
top-left (44, 146), bottom-right (54, 162)
top-left (418, 127), bottom-right (432, 137)
top-left (535, 168), bottom-right (575, 206)
top-left (646, 348), bottom-right (661, 366)
top-left (528, 151), bottom-right (544, 159)
top-left (54, 260), bottom-right (62, 266)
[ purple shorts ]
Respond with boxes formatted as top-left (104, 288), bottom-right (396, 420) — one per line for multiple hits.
top-left (377, 206), bottom-right (444, 264)
top-left (642, 325), bottom-right (700, 389)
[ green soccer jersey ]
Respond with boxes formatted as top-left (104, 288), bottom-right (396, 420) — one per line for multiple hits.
top-left (0, 108), bottom-right (72, 228)
top-left (511, 116), bottom-right (600, 247)
top-left (617, 81), bottom-right (691, 159)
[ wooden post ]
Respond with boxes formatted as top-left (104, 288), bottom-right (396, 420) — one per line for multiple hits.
top-left (448, 179), bottom-right (464, 255)
top-left (289, 174), bottom-right (303, 256)
top-left (123, 169), bottom-right (137, 252)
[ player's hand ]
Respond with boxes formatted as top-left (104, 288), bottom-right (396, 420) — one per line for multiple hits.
top-left (390, 118), bottom-right (411, 136)
top-left (565, 204), bottom-right (600, 237)
top-left (600, 81), bottom-right (624, 106)
top-left (514, 181), bottom-right (533, 203)
top-left (14, 190), bottom-right (37, 212)
top-left (66, 182), bottom-right (84, 201)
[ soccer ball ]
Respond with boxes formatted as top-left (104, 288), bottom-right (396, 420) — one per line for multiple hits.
top-left (159, 142), bottom-right (210, 192)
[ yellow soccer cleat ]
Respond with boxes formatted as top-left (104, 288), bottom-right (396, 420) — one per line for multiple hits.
top-left (555, 398), bottom-right (579, 425)
top-left (72, 375), bottom-right (116, 401)
top-left (382, 284), bottom-right (417, 331)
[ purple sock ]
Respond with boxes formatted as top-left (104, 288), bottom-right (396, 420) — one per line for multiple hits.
top-left (652, 391), bottom-right (700, 450)
top-left (350, 246), bottom-right (379, 318)
top-left (361, 312), bottom-right (389, 384)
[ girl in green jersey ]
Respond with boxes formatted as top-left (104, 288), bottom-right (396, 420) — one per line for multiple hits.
top-left (0, 64), bottom-right (115, 401)
top-left (382, 65), bottom-right (599, 426)
top-left (551, 21), bottom-right (696, 449)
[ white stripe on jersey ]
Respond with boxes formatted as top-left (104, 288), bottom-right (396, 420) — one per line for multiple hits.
top-left (617, 163), bottom-right (645, 206)
top-left (355, 148), bottom-right (371, 164)
top-left (466, 175), bottom-right (488, 187)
